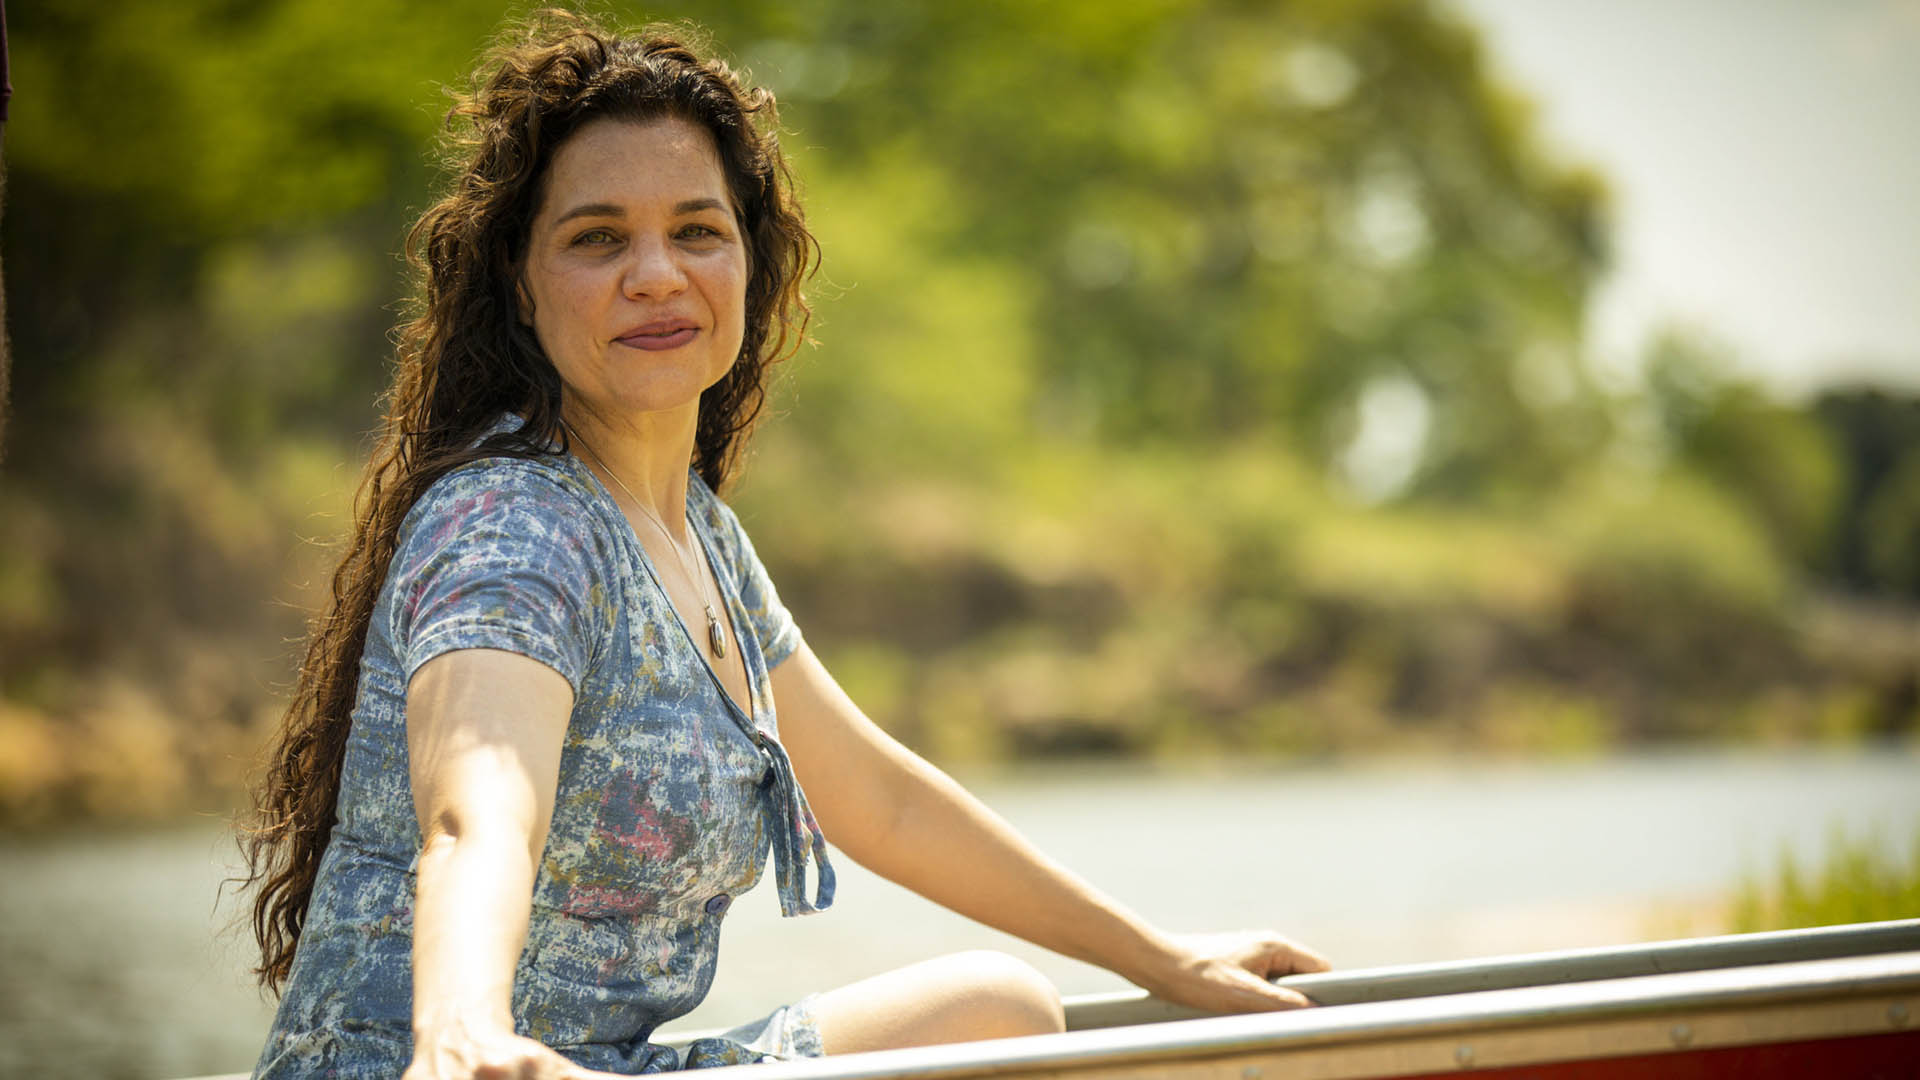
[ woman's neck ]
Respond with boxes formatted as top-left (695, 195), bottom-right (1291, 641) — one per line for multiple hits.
top-left (560, 399), bottom-right (700, 539)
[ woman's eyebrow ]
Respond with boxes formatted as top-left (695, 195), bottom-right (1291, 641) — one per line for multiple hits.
top-left (551, 197), bottom-right (730, 227)
top-left (552, 202), bottom-right (624, 226)
top-left (673, 197), bottom-right (730, 216)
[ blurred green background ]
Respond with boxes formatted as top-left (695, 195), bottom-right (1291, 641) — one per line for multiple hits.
top-left (3, 0), bottom-right (1918, 828)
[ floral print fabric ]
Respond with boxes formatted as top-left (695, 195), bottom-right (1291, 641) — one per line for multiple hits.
top-left (253, 422), bottom-right (835, 1077)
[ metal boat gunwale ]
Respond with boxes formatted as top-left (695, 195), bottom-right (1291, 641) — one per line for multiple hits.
top-left (679, 947), bottom-right (1920, 1080)
top-left (656, 916), bottom-right (1920, 1044)
top-left (1057, 916), bottom-right (1920, 1026)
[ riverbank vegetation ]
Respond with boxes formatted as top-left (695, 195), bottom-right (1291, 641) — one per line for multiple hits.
top-left (1728, 824), bottom-right (1920, 932)
top-left (3, 0), bottom-right (1917, 826)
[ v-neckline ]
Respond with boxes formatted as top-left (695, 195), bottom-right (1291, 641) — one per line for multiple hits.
top-left (577, 460), bottom-right (760, 730)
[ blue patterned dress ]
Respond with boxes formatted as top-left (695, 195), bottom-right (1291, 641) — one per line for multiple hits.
top-left (253, 423), bottom-right (836, 1077)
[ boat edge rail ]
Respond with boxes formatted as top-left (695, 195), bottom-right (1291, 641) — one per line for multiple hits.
top-left (175, 918), bottom-right (1920, 1080)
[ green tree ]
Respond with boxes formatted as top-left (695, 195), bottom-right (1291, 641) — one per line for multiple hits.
top-left (1643, 331), bottom-right (1842, 568)
top-left (1815, 388), bottom-right (1920, 599)
top-left (653, 0), bottom-right (1612, 495)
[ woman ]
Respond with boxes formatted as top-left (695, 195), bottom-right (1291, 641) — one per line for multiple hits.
top-left (243, 13), bottom-right (1328, 1079)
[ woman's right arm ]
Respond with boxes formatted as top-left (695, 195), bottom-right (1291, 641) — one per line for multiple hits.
top-left (401, 647), bottom-right (611, 1080)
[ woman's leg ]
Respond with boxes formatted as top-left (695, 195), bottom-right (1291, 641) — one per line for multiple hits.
top-left (809, 950), bottom-right (1066, 1054)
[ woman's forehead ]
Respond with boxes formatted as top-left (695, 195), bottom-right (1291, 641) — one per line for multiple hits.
top-left (539, 116), bottom-right (732, 220)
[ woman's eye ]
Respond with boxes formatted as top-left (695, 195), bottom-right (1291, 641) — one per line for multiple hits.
top-left (573, 228), bottom-right (618, 246)
top-left (678, 224), bottom-right (724, 241)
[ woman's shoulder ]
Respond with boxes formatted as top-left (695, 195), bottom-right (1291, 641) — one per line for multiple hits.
top-left (397, 447), bottom-right (610, 563)
top-left (432, 451), bottom-right (595, 506)
top-left (407, 415), bottom-right (601, 520)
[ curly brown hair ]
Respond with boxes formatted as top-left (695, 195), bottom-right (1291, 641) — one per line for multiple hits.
top-left (241, 9), bottom-right (815, 993)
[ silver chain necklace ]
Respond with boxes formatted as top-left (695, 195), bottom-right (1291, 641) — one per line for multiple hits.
top-left (563, 421), bottom-right (728, 659)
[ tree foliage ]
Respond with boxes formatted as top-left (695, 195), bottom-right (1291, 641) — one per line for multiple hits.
top-left (688, 0), bottom-right (1612, 493)
top-left (0, 0), bottom-right (1912, 821)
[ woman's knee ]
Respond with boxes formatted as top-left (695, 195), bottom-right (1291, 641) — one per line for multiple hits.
top-left (812, 949), bottom-right (1065, 1053)
top-left (940, 950), bottom-right (1065, 1038)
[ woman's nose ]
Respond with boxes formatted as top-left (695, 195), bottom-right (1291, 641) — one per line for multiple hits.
top-left (622, 240), bottom-right (687, 297)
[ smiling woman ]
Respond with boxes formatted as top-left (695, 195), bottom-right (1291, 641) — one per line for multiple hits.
top-left (238, 11), bottom-right (1326, 1080)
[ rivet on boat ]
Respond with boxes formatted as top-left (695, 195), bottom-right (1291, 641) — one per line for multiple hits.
top-left (1890, 1002), bottom-right (1911, 1028)
top-left (1669, 1023), bottom-right (1693, 1047)
top-left (1453, 1044), bottom-right (1474, 1066)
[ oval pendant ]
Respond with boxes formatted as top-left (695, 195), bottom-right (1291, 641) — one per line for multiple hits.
top-left (706, 608), bottom-right (727, 658)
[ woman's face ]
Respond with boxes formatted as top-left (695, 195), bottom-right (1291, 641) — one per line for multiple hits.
top-left (520, 116), bottom-right (749, 429)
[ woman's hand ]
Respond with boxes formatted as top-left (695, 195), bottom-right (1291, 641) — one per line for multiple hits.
top-left (1135, 930), bottom-right (1331, 1012)
top-left (404, 1019), bottom-right (615, 1080)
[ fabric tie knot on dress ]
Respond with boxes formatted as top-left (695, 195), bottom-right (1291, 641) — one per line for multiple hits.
top-left (757, 733), bottom-right (835, 916)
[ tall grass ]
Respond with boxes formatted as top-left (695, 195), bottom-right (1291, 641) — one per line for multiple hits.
top-left (1728, 824), bottom-right (1920, 931)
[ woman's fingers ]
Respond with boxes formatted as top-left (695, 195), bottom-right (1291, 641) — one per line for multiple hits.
top-left (1147, 929), bottom-right (1331, 1013)
top-left (1205, 929), bottom-right (1331, 978)
top-left (1233, 956), bottom-right (1317, 1009)
top-left (405, 1028), bottom-right (613, 1080)
top-left (1262, 935), bottom-right (1331, 976)
top-left (1255, 980), bottom-right (1315, 1009)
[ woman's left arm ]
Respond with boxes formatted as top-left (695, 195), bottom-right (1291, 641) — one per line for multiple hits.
top-left (772, 642), bottom-right (1329, 1012)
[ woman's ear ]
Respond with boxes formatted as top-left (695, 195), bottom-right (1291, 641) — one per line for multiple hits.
top-left (515, 274), bottom-right (536, 327)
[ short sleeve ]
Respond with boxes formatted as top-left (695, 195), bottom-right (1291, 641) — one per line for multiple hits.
top-left (388, 461), bottom-right (612, 693)
top-left (695, 483), bottom-right (803, 669)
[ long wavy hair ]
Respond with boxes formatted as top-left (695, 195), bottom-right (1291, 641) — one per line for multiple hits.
top-left (241, 9), bottom-right (815, 993)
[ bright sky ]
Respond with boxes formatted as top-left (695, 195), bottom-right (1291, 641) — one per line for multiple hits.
top-left (1448, 0), bottom-right (1920, 398)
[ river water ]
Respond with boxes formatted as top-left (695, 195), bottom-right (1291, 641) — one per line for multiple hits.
top-left (2, 746), bottom-right (1916, 1078)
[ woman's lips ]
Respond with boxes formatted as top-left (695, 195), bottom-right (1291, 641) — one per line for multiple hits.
top-left (616, 324), bottom-right (699, 351)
